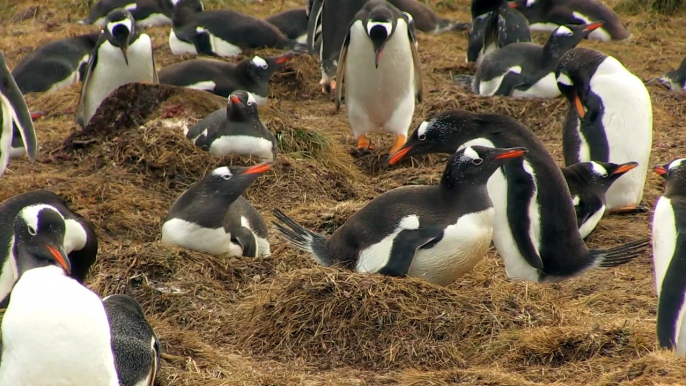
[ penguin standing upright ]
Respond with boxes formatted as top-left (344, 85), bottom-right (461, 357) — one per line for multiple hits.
top-left (335, 0), bottom-right (423, 155)
top-left (0, 190), bottom-right (98, 306)
top-left (388, 110), bottom-right (649, 283)
top-left (275, 146), bottom-right (527, 285)
top-left (562, 161), bottom-right (638, 239)
top-left (467, 0), bottom-right (531, 65)
top-left (162, 163), bottom-right (271, 257)
top-left (0, 205), bottom-right (119, 386)
top-left (0, 52), bottom-right (37, 178)
top-left (103, 294), bottom-right (161, 386)
top-left (76, 8), bottom-right (159, 128)
top-left (185, 90), bottom-right (277, 161)
top-left (556, 47), bottom-right (652, 213)
top-left (473, 22), bottom-right (602, 98)
top-left (79, 0), bottom-right (177, 27)
top-left (653, 159), bottom-right (686, 356)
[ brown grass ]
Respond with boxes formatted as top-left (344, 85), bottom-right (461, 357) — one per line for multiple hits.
top-left (2, 0), bottom-right (686, 384)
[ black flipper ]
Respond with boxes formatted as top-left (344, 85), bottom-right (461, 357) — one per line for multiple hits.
top-left (232, 227), bottom-right (258, 257)
top-left (494, 71), bottom-right (526, 96)
top-left (193, 32), bottom-right (217, 57)
top-left (378, 228), bottom-right (442, 277)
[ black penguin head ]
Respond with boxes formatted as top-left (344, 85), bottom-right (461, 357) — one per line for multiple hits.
top-left (13, 204), bottom-right (71, 277)
top-left (104, 8), bottom-right (136, 65)
top-left (174, 0), bottom-right (204, 12)
top-left (442, 146), bottom-right (528, 188)
top-left (227, 90), bottom-right (259, 121)
top-left (570, 161), bottom-right (639, 192)
top-left (246, 54), bottom-right (291, 81)
top-left (655, 159), bottom-right (686, 182)
top-left (546, 23), bottom-right (604, 55)
top-left (555, 47), bottom-right (608, 121)
top-left (472, 0), bottom-right (506, 18)
top-left (204, 163), bottom-right (271, 198)
top-left (363, 3), bottom-right (399, 68)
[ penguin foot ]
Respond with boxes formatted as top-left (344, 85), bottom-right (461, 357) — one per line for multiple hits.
top-left (356, 135), bottom-right (374, 151)
top-left (608, 204), bottom-right (650, 215)
top-left (389, 134), bottom-right (407, 156)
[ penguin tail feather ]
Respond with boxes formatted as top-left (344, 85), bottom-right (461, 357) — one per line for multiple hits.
top-left (591, 238), bottom-right (650, 269)
top-left (272, 209), bottom-right (332, 266)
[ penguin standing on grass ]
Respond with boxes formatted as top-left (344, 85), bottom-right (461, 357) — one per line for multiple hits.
top-left (335, 0), bottom-right (423, 155)
top-left (274, 146), bottom-right (527, 285)
top-left (556, 47), bottom-right (652, 214)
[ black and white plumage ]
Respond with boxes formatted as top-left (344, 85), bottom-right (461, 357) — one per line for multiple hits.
top-left (162, 163), bottom-right (271, 258)
top-left (388, 110), bottom-right (650, 283)
top-left (0, 51), bottom-right (37, 178)
top-left (472, 22), bottom-right (602, 98)
top-left (103, 294), bottom-right (161, 386)
top-left (266, 8), bottom-right (310, 44)
top-left (11, 32), bottom-right (100, 94)
top-left (467, 0), bottom-right (531, 65)
top-left (335, 0), bottom-right (423, 155)
top-left (0, 205), bottom-right (119, 386)
top-left (653, 159), bottom-right (686, 356)
top-left (556, 47), bottom-right (652, 213)
top-left (657, 55), bottom-right (686, 92)
top-left (0, 190), bottom-right (98, 306)
top-left (76, 8), bottom-right (159, 128)
top-left (509, 0), bottom-right (631, 41)
top-left (169, 0), bottom-right (305, 57)
top-left (184, 90), bottom-right (277, 161)
top-left (159, 53), bottom-right (294, 100)
top-left (274, 146), bottom-right (527, 286)
top-left (78, 0), bottom-right (178, 27)
top-left (562, 161), bottom-right (638, 239)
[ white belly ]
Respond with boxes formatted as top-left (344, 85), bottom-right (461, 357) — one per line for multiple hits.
top-left (0, 94), bottom-right (15, 176)
top-left (200, 28), bottom-right (243, 58)
top-left (0, 266), bottom-right (119, 386)
top-left (511, 72), bottom-right (561, 99)
top-left (477, 66), bottom-right (521, 96)
top-left (185, 80), bottom-right (216, 91)
top-left (578, 204), bottom-right (605, 239)
top-left (356, 215), bottom-right (420, 273)
top-left (169, 30), bottom-right (198, 55)
top-left (409, 208), bottom-right (494, 286)
top-left (161, 218), bottom-right (243, 256)
top-left (0, 236), bottom-right (18, 301)
top-left (208, 135), bottom-right (274, 162)
top-left (529, 22), bottom-right (560, 32)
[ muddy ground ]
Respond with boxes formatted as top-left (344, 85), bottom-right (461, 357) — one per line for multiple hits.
top-left (1, 0), bottom-right (686, 384)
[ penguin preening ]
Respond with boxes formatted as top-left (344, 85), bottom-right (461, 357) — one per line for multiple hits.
top-left (656, 55), bottom-right (686, 92)
top-left (184, 90), bottom-right (277, 161)
top-left (266, 8), bottom-right (310, 44)
top-left (388, 110), bottom-right (650, 283)
top-left (335, 0), bottom-right (422, 155)
top-left (79, 0), bottom-right (178, 27)
top-left (159, 53), bottom-right (294, 101)
top-left (274, 146), bottom-right (528, 285)
top-left (76, 8), bottom-right (159, 128)
top-left (103, 294), bottom-right (161, 386)
top-left (509, 0), bottom-right (631, 41)
top-left (0, 205), bottom-right (120, 386)
top-left (556, 47), bottom-right (652, 214)
top-left (162, 163), bottom-right (271, 257)
top-left (0, 190), bottom-right (98, 307)
top-left (169, 0), bottom-right (305, 57)
top-left (11, 32), bottom-right (100, 94)
top-left (472, 22), bottom-right (602, 98)
top-left (562, 161), bottom-right (638, 239)
top-left (653, 159), bottom-right (686, 356)
top-left (467, 0), bottom-right (531, 66)
top-left (0, 51), bottom-right (37, 178)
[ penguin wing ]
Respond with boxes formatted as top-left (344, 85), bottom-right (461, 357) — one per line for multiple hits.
top-left (494, 71), bottom-right (526, 96)
top-left (231, 226), bottom-right (259, 257)
top-left (0, 66), bottom-right (37, 171)
top-left (378, 227), bottom-right (443, 277)
top-left (76, 36), bottom-right (104, 126)
top-left (403, 12), bottom-right (423, 103)
top-left (334, 28), bottom-right (351, 112)
top-left (306, 0), bottom-right (324, 54)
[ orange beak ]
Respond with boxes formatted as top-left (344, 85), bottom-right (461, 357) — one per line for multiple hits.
top-left (30, 111), bottom-right (44, 120)
top-left (574, 93), bottom-right (586, 119)
top-left (243, 162), bottom-right (271, 175)
top-left (613, 162), bottom-right (638, 175)
top-left (509, 2), bottom-right (518, 7)
top-left (46, 244), bottom-right (71, 274)
top-left (654, 166), bottom-right (667, 175)
top-left (495, 148), bottom-right (528, 159)
top-left (275, 53), bottom-right (293, 64)
top-left (388, 146), bottom-right (412, 165)
top-left (583, 22), bottom-right (604, 32)
top-left (230, 95), bottom-right (241, 104)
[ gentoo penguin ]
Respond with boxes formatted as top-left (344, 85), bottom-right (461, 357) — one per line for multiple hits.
top-left (562, 161), bottom-right (638, 239)
top-left (76, 8), bottom-right (159, 128)
top-left (387, 0), bottom-right (471, 33)
top-left (653, 159), bottom-right (686, 356)
top-left (102, 294), bottom-right (161, 386)
top-left (266, 8), bottom-right (310, 44)
top-left (467, 0), bottom-right (531, 65)
top-left (161, 163), bottom-right (271, 257)
top-left (79, 0), bottom-right (177, 27)
top-left (509, 0), bottom-right (631, 41)
top-left (184, 90), bottom-right (277, 161)
top-left (169, 0), bottom-right (305, 57)
top-left (656, 55), bottom-right (686, 92)
top-left (0, 189), bottom-right (98, 306)
top-left (0, 205), bottom-right (119, 386)
top-left (11, 32), bottom-right (100, 94)
top-left (556, 47), bottom-right (652, 213)
top-left (472, 22), bottom-right (602, 98)
top-left (335, 0), bottom-right (422, 155)
top-left (387, 110), bottom-right (650, 283)
top-left (274, 146), bottom-right (527, 285)
top-left (159, 53), bottom-right (294, 100)
top-left (0, 52), bottom-right (37, 178)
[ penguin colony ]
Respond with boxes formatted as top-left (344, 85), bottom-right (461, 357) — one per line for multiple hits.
top-left (1, 0), bottom-right (686, 381)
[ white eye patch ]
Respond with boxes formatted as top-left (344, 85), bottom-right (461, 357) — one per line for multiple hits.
top-left (526, 0), bottom-right (536, 7)
top-left (461, 146), bottom-right (480, 161)
top-left (20, 204), bottom-right (64, 231)
top-left (417, 120), bottom-right (431, 138)
top-left (251, 56), bottom-right (268, 69)
top-left (669, 159), bottom-right (685, 171)
top-left (212, 167), bottom-right (232, 178)
top-left (590, 161), bottom-right (608, 176)
top-left (554, 26), bottom-right (574, 36)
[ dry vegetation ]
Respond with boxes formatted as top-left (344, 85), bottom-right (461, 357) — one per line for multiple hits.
top-left (1, 0), bottom-right (686, 384)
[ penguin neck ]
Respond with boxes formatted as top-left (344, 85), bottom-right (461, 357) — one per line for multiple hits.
top-left (172, 4), bottom-right (199, 26)
top-left (542, 39), bottom-right (572, 61)
top-left (666, 180), bottom-right (686, 198)
top-left (227, 105), bottom-right (256, 122)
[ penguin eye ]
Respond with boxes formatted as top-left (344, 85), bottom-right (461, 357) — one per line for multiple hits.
top-left (418, 134), bottom-right (427, 141)
top-left (222, 174), bottom-right (232, 180)
top-left (472, 158), bottom-right (483, 165)
top-left (27, 226), bottom-right (37, 236)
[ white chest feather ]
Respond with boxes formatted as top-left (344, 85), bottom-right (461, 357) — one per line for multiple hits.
top-left (0, 94), bottom-right (13, 175)
top-left (185, 80), bottom-right (216, 91)
top-left (511, 72), bottom-right (560, 99)
top-left (653, 197), bottom-right (678, 295)
top-left (161, 218), bottom-right (242, 256)
top-left (529, 22), bottom-right (560, 32)
top-left (477, 65), bottom-right (520, 96)
top-left (578, 203), bottom-right (605, 239)
top-left (0, 266), bottom-right (119, 386)
top-left (208, 135), bottom-right (274, 162)
top-left (0, 236), bottom-right (18, 301)
top-left (409, 208), bottom-right (495, 286)
top-left (169, 30), bottom-right (198, 55)
top-left (356, 215), bottom-right (420, 273)
top-left (198, 27), bottom-right (243, 57)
